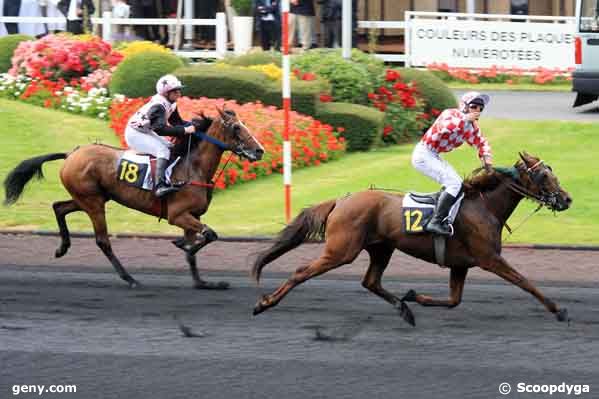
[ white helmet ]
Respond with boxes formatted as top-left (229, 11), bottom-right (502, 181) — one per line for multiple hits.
top-left (156, 74), bottom-right (184, 96)
top-left (460, 91), bottom-right (490, 113)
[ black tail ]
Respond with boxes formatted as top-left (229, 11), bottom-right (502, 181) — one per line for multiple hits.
top-left (251, 199), bottom-right (337, 283)
top-left (3, 153), bottom-right (67, 205)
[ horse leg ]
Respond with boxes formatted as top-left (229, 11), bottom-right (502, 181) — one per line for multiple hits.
top-left (83, 198), bottom-right (140, 288)
top-left (480, 255), bottom-right (568, 322)
top-left (171, 213), bottom-right (229, 289)
top-left (402, 267), bottom-right (468, 308)
top-left (253, 230), bottom-right (363, 315)
top-left (52, 199), bottom-right (81, 258)
top-left (361, 243), bottom-right (415, 326)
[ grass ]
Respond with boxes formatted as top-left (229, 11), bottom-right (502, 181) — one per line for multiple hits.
top-left (1, 98), bottom-right (598, 244)
top-left (446, 81), bottom-right (572, 92)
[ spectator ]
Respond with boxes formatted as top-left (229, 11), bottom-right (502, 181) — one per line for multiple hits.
top-left (254, 0), bottom-right (280, 51)
top-left (112, 0), bottom-right (131, 39)
top-left (162, 0), bottom-right (177, 47)
top-left (130, 0), bottom-right (159, 41)
top-left (318, 0), bottom-right (341, 47)
top-left (3, 0), bottom-right (21, 35)
top-left (57, 0), bottom-right (95, 34)
top-left (289, 0), bottom-right (314, 51)
top-left (46, 0), bottom-right (67, 33)
top-left (19, 0), bottom-right (47, 37)
top-left (196, 0), bottom-right (217, 45)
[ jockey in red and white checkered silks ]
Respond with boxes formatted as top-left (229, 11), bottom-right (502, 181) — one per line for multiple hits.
top-left (411, 91), bottom-right (494, 236)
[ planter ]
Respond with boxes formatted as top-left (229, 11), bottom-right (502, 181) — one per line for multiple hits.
top-left (233, 16), bottom-right (254, 55)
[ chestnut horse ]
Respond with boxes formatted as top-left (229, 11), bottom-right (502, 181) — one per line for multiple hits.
top-left (252, 152), bottom-right (572, 326)
top-left (4, 108), bottom-right (264, 289)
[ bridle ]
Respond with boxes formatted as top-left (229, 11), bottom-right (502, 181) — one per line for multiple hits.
top-left (505, 160), bottom-right (562, 211)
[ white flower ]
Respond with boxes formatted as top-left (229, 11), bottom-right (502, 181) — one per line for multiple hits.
top-left (64, 86), bottom-right (74, 93)
top-left (98, 112), bottom-right (106, 119)
top-left (55, 91), bottom-right (62, 96)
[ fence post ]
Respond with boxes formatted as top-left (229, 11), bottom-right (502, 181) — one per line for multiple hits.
top-left (404, 11), bottom-right (411, 68)
top-left (102, 11), bottom-right (112, 43)
top-left (342, 0), bottom-right (352, 59)
top-left (216, 12), bottom-right (227, 58)
top-left (184, 0), bottom-right (194, 49)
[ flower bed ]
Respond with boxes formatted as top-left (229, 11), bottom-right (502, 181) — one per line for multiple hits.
top-left (0, 73), bottom-right (112, 119)
top-left (10, 34), bottom-right (122, 81)
top-left (109, 96), bottom-right (346, 189)
top-left (427, 63), bottom-right (573, 85)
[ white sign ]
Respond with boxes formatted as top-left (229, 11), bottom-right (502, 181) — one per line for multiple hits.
top-left (409, 19), bottom-right (575, 70)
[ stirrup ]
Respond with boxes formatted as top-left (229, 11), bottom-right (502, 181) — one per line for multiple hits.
top-left (155, 184), bottom-right (179, 198)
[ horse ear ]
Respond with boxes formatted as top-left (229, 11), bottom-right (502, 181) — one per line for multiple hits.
top-left (519, 151), bottom-right (529, 165)
top-left (216, 106), bottom-right (225, 118)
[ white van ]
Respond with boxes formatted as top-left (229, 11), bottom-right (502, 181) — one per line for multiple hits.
top-left (573, 0), bottom-right (599, 106)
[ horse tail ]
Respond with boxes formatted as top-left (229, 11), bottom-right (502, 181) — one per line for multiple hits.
top-left (3, 153), bottom-right (67, 206)
top-left (251, 199), bottom-right (337, 283)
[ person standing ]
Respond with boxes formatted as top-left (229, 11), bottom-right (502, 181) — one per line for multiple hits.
top-left (289, 0), bottom-right (314, 51)
top-left (318, 0), bottom-right (341, 47)
top-left (254, 0), bottom-right (279, 51)
top-left (3, 0), bottom-right (22, 34)
top-left (57, 0), bottom-right (95, 34)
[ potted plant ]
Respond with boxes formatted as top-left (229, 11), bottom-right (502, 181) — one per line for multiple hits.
top-left (231, 0), bottom-right (254, 55)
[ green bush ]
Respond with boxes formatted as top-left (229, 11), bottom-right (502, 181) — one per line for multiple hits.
top-left (395, 68), bottom-right (457, 113)
top-left (222, 50), bottom-right (282, 67)
top-left (293, 49), bottom-right (381, 104)
top-left (109, 51), bottom-right (184, 97)
top-left (317, 102), bottom-right (384, 151)
top-left (176, 64), bottom-right (329, 116)
top-left (0, 34), bottom-right (33, 73)
top-left (231, 0), bottom-right (253, 16)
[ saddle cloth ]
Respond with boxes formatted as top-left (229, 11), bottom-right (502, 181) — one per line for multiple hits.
top-left (401, 191), bottom-right (464, 234)
top-left (116, 151), bottom-right (180, 191)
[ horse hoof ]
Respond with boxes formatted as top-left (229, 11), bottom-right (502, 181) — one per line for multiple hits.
top-left (398, 301), bottom-right (416, 327)
top-left (401, 289), bottom-right (417, 302)
top-left (252, 296), bottom-right (269, 316)
top-left (556, 308), bottom-right (570, 323)
top-left (194, 280), bottom-right (230, 290)
top-left (128, 279), bottom-right (141, 289)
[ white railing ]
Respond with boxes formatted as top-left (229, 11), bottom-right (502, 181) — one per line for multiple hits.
top-left (0, 12), bottom-right (228, 59)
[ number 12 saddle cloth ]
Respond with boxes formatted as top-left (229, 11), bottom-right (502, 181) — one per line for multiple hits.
top-left (401, 191), bottom-right (464, 235)
top-left (116, 151), bottom-right (180, 191)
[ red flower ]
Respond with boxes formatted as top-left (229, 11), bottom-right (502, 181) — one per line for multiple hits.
top-left (319, 93), bottom-right (333, 102)
top-left (301, 72), bottom-right (316, 81)
top-left (383, 126), bottom-right (393, 136)
top-left (385, 69), bottom-right (400, 82)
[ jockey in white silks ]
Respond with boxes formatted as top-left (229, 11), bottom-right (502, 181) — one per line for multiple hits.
top-left (125, 74), bottom-right (196, 198)
top-left (411, 91), bottom-right (493, 236)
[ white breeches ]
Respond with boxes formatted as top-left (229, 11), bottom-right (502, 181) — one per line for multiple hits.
top-left (125, 126), bottom-right (172, 160)
top-left (411, 142), bottom-right (463, 197)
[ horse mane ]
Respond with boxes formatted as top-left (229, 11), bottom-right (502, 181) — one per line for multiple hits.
top-left (171, 116), bottom-right (214, 160)
top-left (462, 164), bottom-right (521, 198)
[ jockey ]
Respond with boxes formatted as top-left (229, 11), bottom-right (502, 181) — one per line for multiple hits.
top-left (411, 91), bottom-right (493, 236)
top-left (125, 74), bottom-right (196, 198)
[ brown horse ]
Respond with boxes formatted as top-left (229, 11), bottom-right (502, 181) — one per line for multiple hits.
top-left (4, 108), bottom-right (264, 289)
top-left (251, 152), bottom-right (572, 326)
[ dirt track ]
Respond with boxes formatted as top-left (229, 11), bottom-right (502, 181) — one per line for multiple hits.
top-left (0, 234), bottom-right (597, 399)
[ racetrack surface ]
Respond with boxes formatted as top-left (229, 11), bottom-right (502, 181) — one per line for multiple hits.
top-left (1, 235), bottom-right (597, 399)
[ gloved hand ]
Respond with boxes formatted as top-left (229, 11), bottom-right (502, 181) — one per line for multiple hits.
top-left (184, 125), bottom-right (195, 135)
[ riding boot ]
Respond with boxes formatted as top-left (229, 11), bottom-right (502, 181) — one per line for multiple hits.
top-left (154, 158), bottom-right (178, 198)
top-left (425, 190), bottom-right (459, 236)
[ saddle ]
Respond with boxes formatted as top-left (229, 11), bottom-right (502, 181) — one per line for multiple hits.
top-left (403, 189), bottom-right (464, 268)
top-left (116, 151), bottom-right (181, 191)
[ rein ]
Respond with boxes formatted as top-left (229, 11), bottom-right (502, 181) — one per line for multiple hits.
top-left (184, 130), bottom-right (234, 190)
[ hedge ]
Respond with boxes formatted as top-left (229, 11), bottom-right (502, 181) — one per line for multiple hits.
top-left (316, 102), bottom-right (384, 152)
top-left (222, 50), bottom-right (282, 67)
top-left (175, 64), bottom-right (329, 117)
top-left (109, 51), bottom-right (184, 97)
top-left (0, 34), bottom-right (33, 73)
top-left (396, 68), bottom-right (458, 112)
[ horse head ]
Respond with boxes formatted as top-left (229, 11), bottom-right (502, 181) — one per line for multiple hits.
top-left (195, 107), bottom-right (264, 162)
top-left (513, 151), bottom-right (572, 212)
